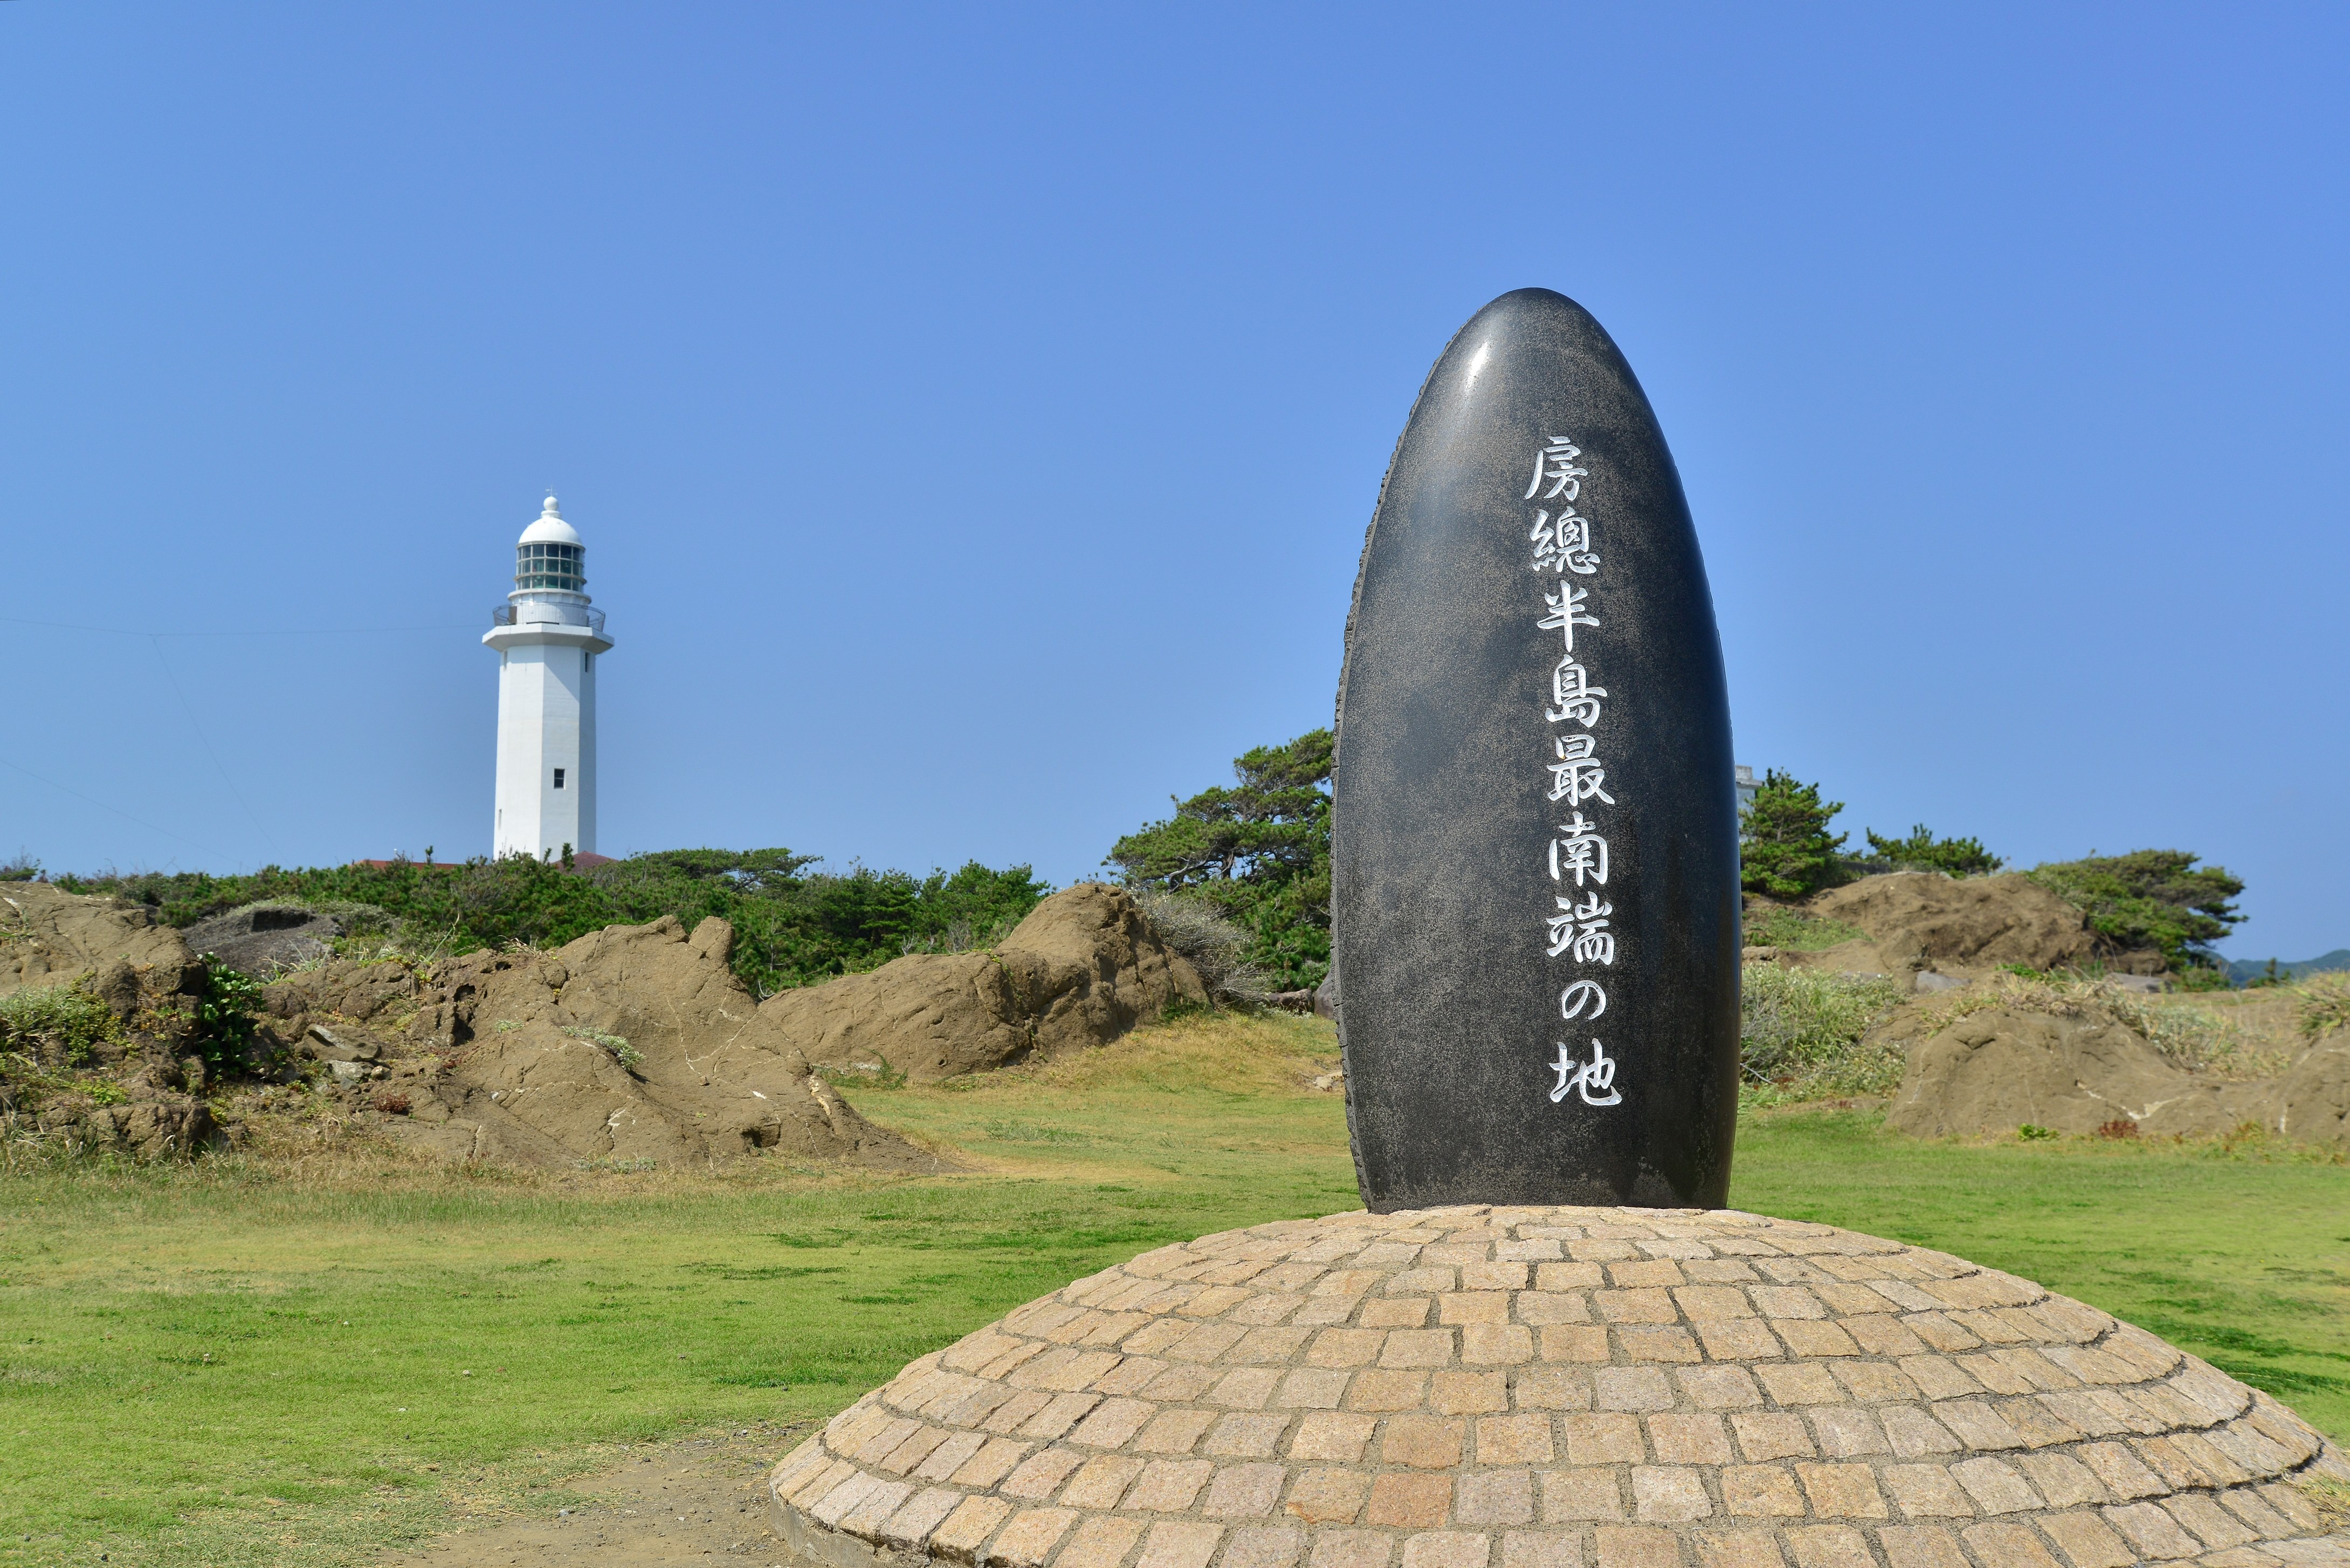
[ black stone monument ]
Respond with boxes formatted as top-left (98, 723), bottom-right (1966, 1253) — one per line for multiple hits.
top-left (1333, 288), bottom-right (1740, 1211)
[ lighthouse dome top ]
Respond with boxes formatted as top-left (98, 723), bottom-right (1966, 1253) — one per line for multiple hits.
top-left (513, 495), bottom-right (588, 597)
top-left (518, 494), bottom-right (583, 548)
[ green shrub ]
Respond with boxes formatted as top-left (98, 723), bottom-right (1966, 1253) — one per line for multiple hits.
top-left (560, 1026), bottom-right (640, 1072)
top-left (2026, 850), bottom-right (2244, 971)
top-left (0, 983), bottom-right (120, 1065)
top-left (1860, 824), bottom-right (2004, 877)
top-left (1127, 887), bottom-right (1274, 1004)
top-left (182, 961), bottom-right (266, 1073)
top-left (1738, 771), bottom-right (1848, 899)
top-left (2300, 975), bottom-right (2350, 1043)
top-left (1738, 964), bottom-right (1906, 1102)
top-left (815, 1059), bottom-right (907, 1092)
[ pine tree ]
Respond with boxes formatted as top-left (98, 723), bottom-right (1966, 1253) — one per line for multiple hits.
top-left (1863, 823), bottom-right (2004, 877)
top-left (2026, 850), bottom-right (2244, 972)
top-left (1106, 730), bottom-right (1333, 990)
top-left (1740, 770), bottom-right (1848, 898)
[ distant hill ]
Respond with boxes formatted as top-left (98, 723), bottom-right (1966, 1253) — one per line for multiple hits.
top-left (2225, 949), bottom-right (2350, 984)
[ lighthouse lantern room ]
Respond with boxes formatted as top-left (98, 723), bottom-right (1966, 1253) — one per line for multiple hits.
top-left (486, 495), bottom-right (613, 860)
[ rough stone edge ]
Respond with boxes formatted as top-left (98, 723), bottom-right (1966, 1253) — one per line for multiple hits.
top-left (771, 1488), bottom-right (919, 1568)
top-left (765, 1433), bottom-right (2350, 1568)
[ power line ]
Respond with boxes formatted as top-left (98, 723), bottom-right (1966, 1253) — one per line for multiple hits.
top-left (148, 636), bottom-right (282, 865)
top-left (0, 752), bottom-right (235, 862)
top-left (0, 613), bottom-right (476, 638)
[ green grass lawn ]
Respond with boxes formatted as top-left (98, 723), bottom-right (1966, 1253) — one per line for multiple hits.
top-left (1729, 1108), bottom-right (2350, 1438)
top-left (0, 1010), bottom-right (2341, 1566)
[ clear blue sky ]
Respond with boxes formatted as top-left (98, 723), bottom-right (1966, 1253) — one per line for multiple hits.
top-left (2, 4), bottom-right (2343, 962)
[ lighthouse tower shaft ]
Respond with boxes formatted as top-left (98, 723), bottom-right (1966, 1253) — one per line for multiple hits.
top-left (485, 497), bottom-right (613, 860)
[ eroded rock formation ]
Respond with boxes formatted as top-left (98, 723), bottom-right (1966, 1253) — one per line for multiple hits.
top-left (1801, 872), bottom-right (2107, 975)
top-left (1883, 1006), bottom-right (2270, 1139)
top-left (0, 883), bottom-right (228, 1156)
top-left (262, 912), bottom-right (939, 1170)
top-left (758, 884), bottom-right (1207, 1083)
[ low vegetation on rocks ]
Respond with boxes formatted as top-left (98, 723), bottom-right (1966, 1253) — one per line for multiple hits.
top-left (1123, 886), bottom-right (1276, 1005)
top-left (1738, 770), bottom-right (2247, 983)
top-left (2301, 973), bottom-right (2350, 1041)
top-left (1740, 904), bottom-right (1864, 951)
top-left (0, 871), bottom-right (1211, 1172)
top-left (1735, 859), bottom-right (2346, 1148)
top-left (50, 848), bottom-right (1052, 998)
top-left (1913, 970), bottom-right (2287, 1079)
top-left (0, 978), bottom-right (122, 1063)
top-left (1736, 964), bottom-right (1906, 1102)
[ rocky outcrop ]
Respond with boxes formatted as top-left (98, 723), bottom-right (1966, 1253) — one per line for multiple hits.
top-left (0, 883), bottom-right (232, 1155)
top-left (264, 913), bottom-right (943, 1172)
top-left (29, 1093), bottom-right (223, 1158)
top-left (1749, 873), bottom-right (2348, 1145)
top-left (182, 904), bottom-right (342, 976)
top-left (3, 880), bottom-right (1211, 1166)
top-left (0, 881), bottom-right (939, 1170)
top-left (757, 883), bottom-right (1207, 1082)
top-left (1879, 992), bottom-right (2350, 1148)
top-left (2267, 1034), bottom-right (2350, 1148)
top-left (0, 882), bottom-right (193, 995)
top-left (1786, 872), bottom-right (2104, 979)
top-left (1883, 1005), bottom-right (2269, 1138)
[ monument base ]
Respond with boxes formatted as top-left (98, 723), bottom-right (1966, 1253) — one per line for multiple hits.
top-left (770, 1207), bottom-right (2350, 1568)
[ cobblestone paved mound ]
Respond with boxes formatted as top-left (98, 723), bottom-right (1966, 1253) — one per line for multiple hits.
top-left (768, 1207), bottom-right (2350, 1568)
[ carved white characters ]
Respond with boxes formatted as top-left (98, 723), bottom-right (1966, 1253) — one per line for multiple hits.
top-left (1545, 893), bottom-right (1614, 964)
top-left (1549, 812), bottom-right (1609, 888)
top-left (1547, 733), bottom-right (1614, 807)
top-left (1531, 509), bottom-right (1600, 576)
top-left (1549, 1039), bottom-right (1622, 1107)
top-left (1560, 979), bottom-right (1607, 1020)
top-left (1526, 436), bottom-right (1589, 502)
top-left (1537, 584), bottom-right (1599, 652)
top-left (1546, 658), bottom-right (1607, 727)
top-left (1526, 432), bottom-right (1624, 1110)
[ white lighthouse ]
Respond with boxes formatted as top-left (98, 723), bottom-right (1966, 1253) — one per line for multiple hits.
top-left (485, 495), bottom-right (614, 860)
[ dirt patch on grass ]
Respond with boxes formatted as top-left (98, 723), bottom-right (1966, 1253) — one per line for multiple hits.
top-left (378, 1426), bottom-right (806, 1567)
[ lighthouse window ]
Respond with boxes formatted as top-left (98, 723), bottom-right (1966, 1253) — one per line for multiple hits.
top-left (553, 768), bottom-right (566, 790)
top-left (515, 541), bottom-right (585, 592)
